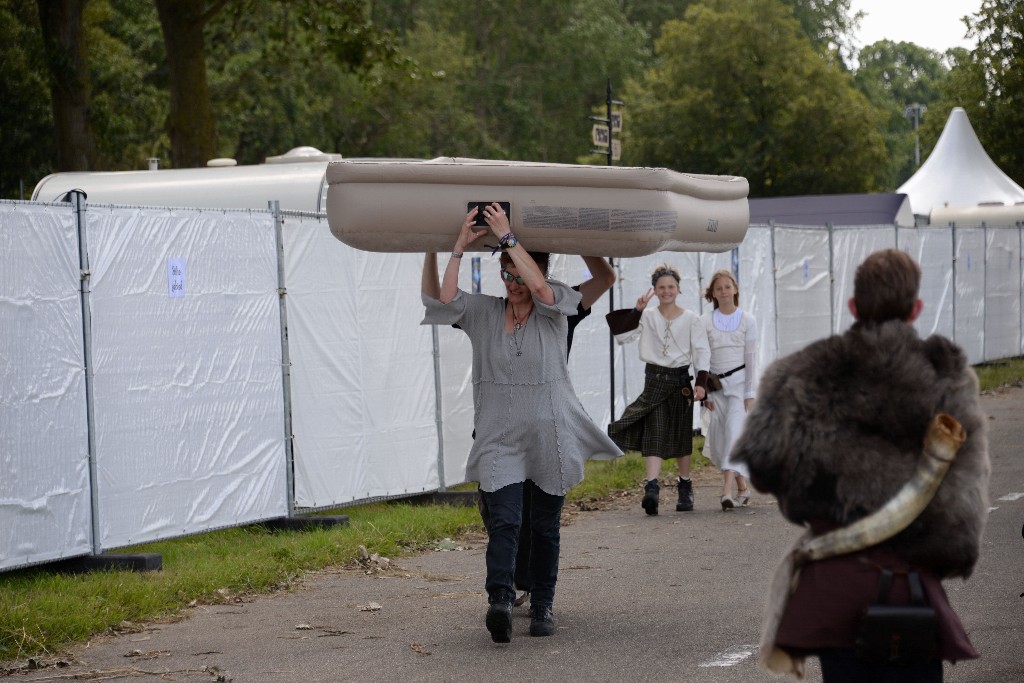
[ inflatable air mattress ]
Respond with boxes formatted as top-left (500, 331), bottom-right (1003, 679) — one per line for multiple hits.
top-left (326, 158), bottom-right (749, 256)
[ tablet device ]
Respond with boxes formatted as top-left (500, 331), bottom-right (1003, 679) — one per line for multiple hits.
top-left (467, 201), bottom-right (511, 227)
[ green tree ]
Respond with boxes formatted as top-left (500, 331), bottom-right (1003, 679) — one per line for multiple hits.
top-left (403, 0), bottom-right (649, 162)
top-left (854, 40), bottom-right (948, 188)
top-left (621, 0), bottom-right (860, 63)
top-left (926, 0), bottom-right (1023, 185)
top-left (627, 0), bottom-right (887, 196)
top-left (782, 0), bottom-right (861, 64)
top-left (36, 0), bottom-right (97, 171)
top-left (0, 0), bottom-right (53, 198)
top-left (2, 0), bottom-right (169, 196)
top-left (206, 0), bottom-right (406, 163)
top-left (622, 1), bottom-right (696, 43)
top-left (89, 0), bottom-right (168, 170)
top-left (351, 21), bottom-right (481, 158)
top-left (153, 0), bottom-right (223, 168)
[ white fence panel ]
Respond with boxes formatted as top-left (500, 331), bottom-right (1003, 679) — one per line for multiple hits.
top-left (0, 202), bottom-right (92, 570)
top-left (87, 207), bottom-right (287, 549)
top-left (984, 228), bottom-right (1021, 361)
top-left (773, 228), bottom-right (831, 357)
top-left (831, 227), bottom-right (896, 333)
top-left (741, 227), bottom-right (778, 375)
top-left (283, 215), bottom-right (438, 507)
top-left (954, 229), bottom-right (987, 364)
top-left (900, 228), bottom-right (955, 340)
top-left (5, 198), bottom-right (1024, 573)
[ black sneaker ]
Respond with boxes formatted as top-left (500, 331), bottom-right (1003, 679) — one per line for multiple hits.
top-left (676, 478), bottom-right (694, 512)
top-left (485, 601), bottom-right (513, 643)
top-left (641, 479), bottom-right (660, 516)
top-left (529, 605), bottom-right (555, 637)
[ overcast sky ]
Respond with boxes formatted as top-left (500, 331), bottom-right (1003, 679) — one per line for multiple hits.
top-left (849, 0), bottom-right (982, 53)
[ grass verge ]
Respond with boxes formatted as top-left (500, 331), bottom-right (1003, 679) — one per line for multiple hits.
top-left (2, 359), bottom-right (1020, 664)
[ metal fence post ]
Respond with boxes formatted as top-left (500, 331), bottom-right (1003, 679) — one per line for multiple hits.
top-left (983, 224), bottom-right (989, 362)
top-left (431, 324), bottom-right (447, 491)
top-left (952, 226), bottom-right (958, 345)
top-left (270, 201), bottom-right (296, 516)
top-left (72, 191), bottom-right (101, 555)
top-left (827, 222), bottom-right (835, 334)
top-left (769, 221), bottom-right (780, 355)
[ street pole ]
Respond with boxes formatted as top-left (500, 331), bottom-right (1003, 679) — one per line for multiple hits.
top-left (904, 103), bottom-right (927, 168)
top-left (588, 78), bottom-right (624, 422)
top-left (605, 79), bottom-right (613, 167)
top-left (606, 80), bottom-right (615, 422)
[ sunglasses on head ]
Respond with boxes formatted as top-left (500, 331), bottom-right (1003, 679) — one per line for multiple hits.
top-left (500, 270), bottom-right (526, 285)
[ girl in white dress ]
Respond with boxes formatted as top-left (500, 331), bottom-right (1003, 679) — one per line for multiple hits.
top-left (701, 269), bottom-right (757, 510)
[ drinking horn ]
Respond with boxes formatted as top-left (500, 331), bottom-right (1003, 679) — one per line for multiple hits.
top-left (795, 413), bottom-right (966, 565)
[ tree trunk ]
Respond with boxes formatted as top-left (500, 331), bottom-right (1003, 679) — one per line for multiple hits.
top-left (154, 0), bottom-right (222, 168)
top-left (36, 0), bottom-right (96, 172)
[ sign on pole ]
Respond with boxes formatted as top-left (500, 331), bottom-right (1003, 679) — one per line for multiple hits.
top-left (592, 124), bottom-right (610, 148)
top-left (611, 139), bottom-right (621, 161)
top-left (611, 112), bottom-right (623, 133)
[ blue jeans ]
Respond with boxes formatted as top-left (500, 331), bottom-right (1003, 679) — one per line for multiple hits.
top-left (481, 480), bottom-right (564, 607)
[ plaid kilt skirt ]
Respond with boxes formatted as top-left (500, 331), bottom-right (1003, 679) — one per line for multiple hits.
top-left (607, 363), bottom-right (694, 459)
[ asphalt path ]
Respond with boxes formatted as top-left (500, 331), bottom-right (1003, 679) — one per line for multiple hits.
top-left (7, 387), bottom-right (1023, 683)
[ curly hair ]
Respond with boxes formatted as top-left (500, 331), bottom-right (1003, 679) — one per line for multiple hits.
top-left (650, 264), bottom-right (681, 287)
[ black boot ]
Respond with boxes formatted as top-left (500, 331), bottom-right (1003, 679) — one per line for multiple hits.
top-left (529, 604), bottom-right (556, 637)
top-left (676, 478), bottom-right (694, 512)
top-left (641, 479), bottom-right (660, 515)
top-left (485, 601), bottom-right (513, 643)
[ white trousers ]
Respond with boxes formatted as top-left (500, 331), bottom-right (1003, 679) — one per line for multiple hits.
top-left (701, 370), bottom-right (750, 479)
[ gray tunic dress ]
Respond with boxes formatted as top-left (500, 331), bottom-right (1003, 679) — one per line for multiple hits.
top-left (422, 280), bottom-right (622, 496)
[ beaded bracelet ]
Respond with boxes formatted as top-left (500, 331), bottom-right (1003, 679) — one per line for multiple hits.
top-left (487, 231), bottom-right (519, 254)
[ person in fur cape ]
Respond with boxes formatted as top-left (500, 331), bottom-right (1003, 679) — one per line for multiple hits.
top-left (732, 249), bottom-right (990, 682)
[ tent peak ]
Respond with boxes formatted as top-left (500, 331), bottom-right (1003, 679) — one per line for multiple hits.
top-left (896, 107), bottom-right (1024, 216)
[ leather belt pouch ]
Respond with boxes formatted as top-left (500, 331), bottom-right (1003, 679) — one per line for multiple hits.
top-left (854, 569), bottom-right (938, 666)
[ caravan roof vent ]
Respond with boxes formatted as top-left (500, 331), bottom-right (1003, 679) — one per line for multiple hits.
top-left (207, 158), bottom-right (238, 167)
top-left (265, 146), bottom-right (342, 164)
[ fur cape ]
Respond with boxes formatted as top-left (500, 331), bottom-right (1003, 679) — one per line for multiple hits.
top-left (732, 321), bottom-right (990, 677)
top-left (733, 320), bottom-right (990, 578)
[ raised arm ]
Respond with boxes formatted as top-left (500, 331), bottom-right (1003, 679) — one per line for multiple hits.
top-left (482, 202), bottom-right (554, 305)
top-left (439, 211), bottom-right (487, 303)
top-left (421, 252), bottom-right (440, 299)
top-left (578, 256), bottom-right (616, 310)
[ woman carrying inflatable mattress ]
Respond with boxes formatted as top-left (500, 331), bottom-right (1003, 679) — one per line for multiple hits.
top-left (420, 203), bottom-right (622, 644)
top-left (424, 252), bottom-right (616, 610)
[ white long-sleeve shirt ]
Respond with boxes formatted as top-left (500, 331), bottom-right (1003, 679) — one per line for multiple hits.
top-left (703, 308), bottom-right (758, 398)
top-left (615, 306), bottom-right (710, 372)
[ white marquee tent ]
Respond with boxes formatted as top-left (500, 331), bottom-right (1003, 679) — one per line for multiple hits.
top-left (898, 107), bottom-right (1024, 218)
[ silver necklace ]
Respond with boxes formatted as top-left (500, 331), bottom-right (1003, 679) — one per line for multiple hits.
top-left (511, 304), bottom-right (528, 357)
